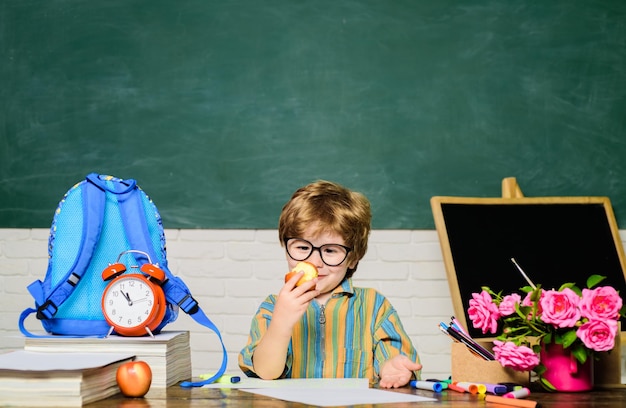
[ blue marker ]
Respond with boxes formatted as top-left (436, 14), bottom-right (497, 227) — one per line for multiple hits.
top-left (425, 379), bottom-right (449, 389)
top-left (410, 380), bottom-right (443, 393)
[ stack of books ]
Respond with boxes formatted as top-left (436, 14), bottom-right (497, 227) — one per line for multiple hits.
top-left (0, 350), bottom-right (134, 407)
top-left (23, 330), bottom-right (191, 388)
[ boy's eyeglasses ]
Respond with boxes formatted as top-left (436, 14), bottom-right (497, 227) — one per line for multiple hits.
top-left (284, 238), bottom-right (352, 267)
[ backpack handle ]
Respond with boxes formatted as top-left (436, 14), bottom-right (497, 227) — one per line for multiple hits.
top-left (86, 173), bottom-right (136, 194)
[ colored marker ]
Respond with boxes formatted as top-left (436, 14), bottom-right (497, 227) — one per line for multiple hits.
top-left (498, 382), bottom-right (524, 392)
top-left (425, 379), bottom-right (448, 389)
top-left (478, 382), bottom-right (508, 395)
top-left (410, 380), bottom-right (443, 393)
top-left (446, 382), bottom-right (466, 393)
top-left (453, 381), bottom-right (476, 394)
top-left (485, 394), bottom-right (537, 408)
top-left (455, 381), bottom-right (486, 394)
top-left (504, 387), bottom-right (530, 399)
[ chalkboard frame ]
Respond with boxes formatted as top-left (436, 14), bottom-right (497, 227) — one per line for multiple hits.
top-left (431, 194), bottom-right (626, 339)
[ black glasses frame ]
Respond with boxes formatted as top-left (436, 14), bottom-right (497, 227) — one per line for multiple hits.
top-left (283, 237), bottom-right (352, 267)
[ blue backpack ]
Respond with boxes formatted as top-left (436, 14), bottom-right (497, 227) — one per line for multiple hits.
top-left (18, 173), bottom-right (226, 387)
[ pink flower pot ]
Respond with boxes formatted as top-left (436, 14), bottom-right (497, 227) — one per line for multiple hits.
top-left (540, 342), bottom-right (593, 392)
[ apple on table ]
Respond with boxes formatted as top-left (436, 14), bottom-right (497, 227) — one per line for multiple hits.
top-left (117, 360), bottom-right (152, 398)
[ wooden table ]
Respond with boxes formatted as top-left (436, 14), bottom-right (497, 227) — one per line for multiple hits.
top-left (84, 384), bottom-right (626, 407)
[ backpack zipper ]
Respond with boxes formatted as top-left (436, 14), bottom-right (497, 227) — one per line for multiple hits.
top-left (319, 303), bottom-right (326, 359)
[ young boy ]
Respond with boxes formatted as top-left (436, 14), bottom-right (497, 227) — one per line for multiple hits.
top-left (239, 180), bottom-right (421, 388)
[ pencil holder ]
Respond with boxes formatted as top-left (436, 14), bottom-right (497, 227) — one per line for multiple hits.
top-left (450, 342), bottom-right (530, 386)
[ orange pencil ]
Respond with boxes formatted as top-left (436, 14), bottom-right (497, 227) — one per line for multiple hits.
top-left (485, 395), bottom-right (538, 408)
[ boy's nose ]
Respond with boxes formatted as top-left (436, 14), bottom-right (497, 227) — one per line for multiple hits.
top-left (308, 248), bottom-right (325, 268)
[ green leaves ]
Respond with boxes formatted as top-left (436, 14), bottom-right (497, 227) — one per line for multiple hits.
top-left (587, 274), bottom-right (606, 289)
top-left (558, 329), bottom-right (579, 349)
top-left (554, 274), bottom-right (606, 293)
top-left (557, 282), bottom-right (576, 292)
top-left (543, 332), bottom-right (552, 344)
top-left (571, 344), bottom-right (588, 365)
top-left (538, 375), bottom-right (557, 392)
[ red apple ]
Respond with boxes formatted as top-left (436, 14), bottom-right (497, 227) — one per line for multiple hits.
top-left (285, 261), bottom-right (318, 286)
top-left (116, 360), bottom-right (152, 398)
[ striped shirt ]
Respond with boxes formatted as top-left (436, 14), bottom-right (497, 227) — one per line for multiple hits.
top-left (239, 278), bottom-right (421, 384)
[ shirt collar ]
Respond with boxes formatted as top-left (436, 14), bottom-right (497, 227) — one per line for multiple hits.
top-left (331, 278), bottom-right (355, 297)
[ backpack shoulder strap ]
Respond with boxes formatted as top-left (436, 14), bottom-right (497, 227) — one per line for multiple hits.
top-left (166, 277), bottom-right (229, 387)
top-left (178, 313), bottom-right (228, 387)
top-left (114, 182), bottom-right (228, 387)
top-left (19, 174), bottom-right (107, 337)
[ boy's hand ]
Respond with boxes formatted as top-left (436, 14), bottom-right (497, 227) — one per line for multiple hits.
top-left (271, 272), bottom-right (319, 336)
top-left (379, 355), bottom-right (422, 389)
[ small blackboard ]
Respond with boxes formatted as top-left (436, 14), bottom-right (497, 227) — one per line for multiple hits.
top-left (431, 192), bottom-right (626, 339)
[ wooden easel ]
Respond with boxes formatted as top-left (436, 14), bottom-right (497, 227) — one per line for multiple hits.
top-left (501, 176), bottom-right (524, 198)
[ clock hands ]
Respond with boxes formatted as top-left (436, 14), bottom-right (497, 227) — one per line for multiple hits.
top-left (121, 291), bottom-right (133, 306)
top-left (119, 290), bottom-right (150, 306)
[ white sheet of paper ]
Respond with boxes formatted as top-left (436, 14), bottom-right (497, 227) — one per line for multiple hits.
top-left (242, 387), bottom-right (437, 406)
top-left (202, 377), bottom-right (369, 389)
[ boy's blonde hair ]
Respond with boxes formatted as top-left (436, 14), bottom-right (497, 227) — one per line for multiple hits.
top-left (278, 180), bottom-right (371, 277)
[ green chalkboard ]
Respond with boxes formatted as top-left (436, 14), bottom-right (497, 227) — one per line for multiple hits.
top-left (2, 1), bottom-right (626, 229)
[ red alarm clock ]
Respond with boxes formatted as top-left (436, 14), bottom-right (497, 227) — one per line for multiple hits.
top-left (101, 250), bottom-right (167, 337)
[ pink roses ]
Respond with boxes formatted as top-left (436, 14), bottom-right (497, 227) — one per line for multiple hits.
top-left (468, 291), bottom-right (500, 334)
top-left (467, 276), bottom-right (623, 373)
top-left (498, 293), bottom-right (522, 316)
top-left (492, 340), bottom-right (539, 371)
top-left (577, 286), bottom-right (622, 351)
top-left (540, 288), bottom-right (582, 328)
top-left (579, 286), bottom-right (622, 320)
top-left (577, 319), bottom-right (618, 352)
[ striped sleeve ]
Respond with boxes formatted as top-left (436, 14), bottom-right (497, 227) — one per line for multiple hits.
top-left (238, 295), bottom-right (292, 377)
top-left (370, 290), bottom-right (421, 380)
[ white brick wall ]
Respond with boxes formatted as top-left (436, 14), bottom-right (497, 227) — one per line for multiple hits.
top-left (1, 228), bottom-right (624, 382)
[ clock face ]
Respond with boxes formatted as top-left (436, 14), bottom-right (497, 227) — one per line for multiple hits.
top-left (102, 275), bottom-right (158, 330)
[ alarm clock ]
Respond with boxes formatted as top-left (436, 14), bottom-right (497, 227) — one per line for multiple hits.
top-left (101, 250), bottom-right (167, 337)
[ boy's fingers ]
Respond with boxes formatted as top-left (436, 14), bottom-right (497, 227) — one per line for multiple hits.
top-left (284, 271), bottom-right (304, 288)
top-left (406, 362), bottom-right (422, 371)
